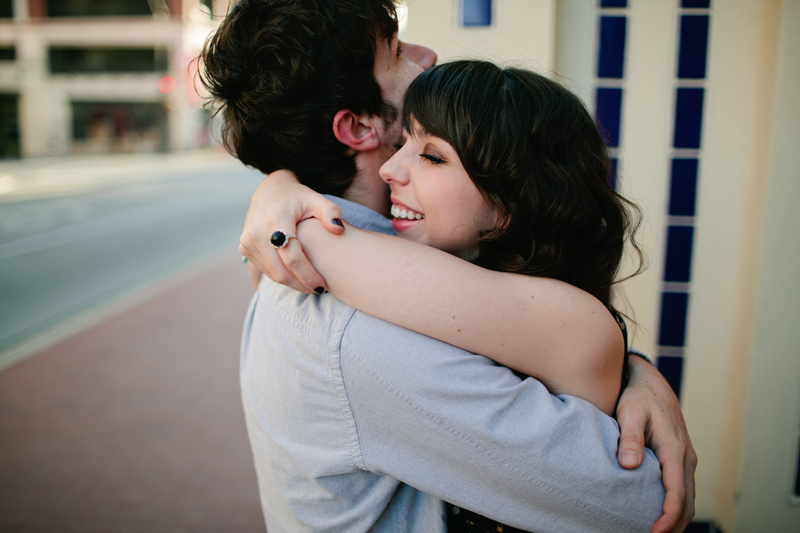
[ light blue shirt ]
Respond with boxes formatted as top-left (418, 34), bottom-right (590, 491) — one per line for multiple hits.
top-left (240, 197), bottom-right (664, 533)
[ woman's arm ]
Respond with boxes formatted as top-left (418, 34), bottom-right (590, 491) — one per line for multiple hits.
top-left (297, 218), bottom-right (624, 415)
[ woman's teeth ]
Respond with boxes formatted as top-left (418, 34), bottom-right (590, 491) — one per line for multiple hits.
top-left (391, 204), bottom-right (425, 220)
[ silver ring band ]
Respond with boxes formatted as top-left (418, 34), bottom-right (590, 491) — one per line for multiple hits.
top-left (269, 230), bottom-right (298, 249)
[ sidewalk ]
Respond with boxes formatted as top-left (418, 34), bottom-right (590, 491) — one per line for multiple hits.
top-left (0, 253), bottom-right (266, 533)
top-left (0, 149), bottom-right (246, 203)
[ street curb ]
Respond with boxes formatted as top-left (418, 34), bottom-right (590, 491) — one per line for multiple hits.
top-left (0, 246), bottom-right (238, 373)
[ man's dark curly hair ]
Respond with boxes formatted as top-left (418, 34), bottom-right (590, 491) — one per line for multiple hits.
top-left (199, 0), bottom-right (398, 196)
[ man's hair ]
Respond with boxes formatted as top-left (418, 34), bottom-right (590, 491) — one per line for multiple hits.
top-left (199, 0), bottom-right (398, 196)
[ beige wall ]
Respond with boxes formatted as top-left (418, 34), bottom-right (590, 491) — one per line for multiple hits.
top-left (726, 1), bottom-right (800, 529)
top-left (403, 0), bottom-right (800, 530)
top-left (402, 0), bottom-right (556, 72)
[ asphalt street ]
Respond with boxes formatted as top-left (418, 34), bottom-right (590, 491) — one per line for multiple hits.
top-left (0, 151), bottom-right (263, 354)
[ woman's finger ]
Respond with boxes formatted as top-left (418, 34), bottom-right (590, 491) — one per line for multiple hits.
top-left (241, 238), bottom-right (313, 294)
top-left (277, 238), bottom-right (328, 293)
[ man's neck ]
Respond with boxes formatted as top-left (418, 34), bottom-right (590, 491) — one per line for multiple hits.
top-left (342, 152), bottom-right (391, 217)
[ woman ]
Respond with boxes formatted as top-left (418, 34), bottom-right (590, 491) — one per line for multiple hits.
top-left (293, 61), bottom-right (640, 414)
top-left (252, 61), bottom-right (654, 529)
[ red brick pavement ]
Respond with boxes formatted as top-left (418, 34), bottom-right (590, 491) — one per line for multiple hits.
top-left (0, 254), bottom-right (267, 533)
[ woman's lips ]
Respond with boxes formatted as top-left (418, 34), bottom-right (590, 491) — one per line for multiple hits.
top-left (390, 204), bottom-right (425, 220)
top-left (389, 201), bottom-right (424, 232)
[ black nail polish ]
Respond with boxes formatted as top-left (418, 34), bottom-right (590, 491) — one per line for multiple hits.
top-left (314, 287), bottom-right (325, 294)
top-left (332, 218), bottom-right (344, 227)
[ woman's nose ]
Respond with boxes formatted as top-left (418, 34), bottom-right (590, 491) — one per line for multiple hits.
top-left (379, 150), bottom-right (409, 186)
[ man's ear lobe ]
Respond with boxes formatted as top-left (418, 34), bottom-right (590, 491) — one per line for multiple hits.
top-left (332, 109), bottom-right (382, 152)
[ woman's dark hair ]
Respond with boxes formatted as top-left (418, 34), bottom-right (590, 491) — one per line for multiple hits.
top-left (199, 0), bottom-right (397, 196)
top-left (403, 60), bottom-right (643, 307)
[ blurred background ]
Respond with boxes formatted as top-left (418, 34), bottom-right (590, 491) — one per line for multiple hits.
top-left (1, 0), bottom-right (798, 532)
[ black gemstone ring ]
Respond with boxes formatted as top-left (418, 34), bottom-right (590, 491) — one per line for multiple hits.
top-left (269, 230), bottom-right (297, 249)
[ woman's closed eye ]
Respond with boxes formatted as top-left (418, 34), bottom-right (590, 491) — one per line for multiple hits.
top-left (419, 152), bottom-right (446, 164)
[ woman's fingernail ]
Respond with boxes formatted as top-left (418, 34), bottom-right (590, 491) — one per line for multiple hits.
top-left (332, 218), bottom-right (344, 227)
top-left (314, 287), bottom-right (325, 294)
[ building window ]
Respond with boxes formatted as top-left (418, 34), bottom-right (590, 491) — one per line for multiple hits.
top-left (0, 0), bottom-right (12, 18)
top-left (0, 93), bottom-right (20, 158)
top-left (49, 48), bottom-right (168, 74)
top-left (0, 47), bottom-right (15, 61)
top-left (462, 0), bottom-right (491, 27)
top-left (45, 0), bottom-right (153, 17)
top-left (71, 101), bottom-right (168, 154)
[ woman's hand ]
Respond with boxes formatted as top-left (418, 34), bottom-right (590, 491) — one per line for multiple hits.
top-left (239, 170), bottom-right (344, 293)
top-left (616, 355), bottom-right (697, 533)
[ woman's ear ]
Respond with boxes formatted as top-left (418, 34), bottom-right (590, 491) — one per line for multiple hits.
top-left (332, 109), bottom-right (382, 152)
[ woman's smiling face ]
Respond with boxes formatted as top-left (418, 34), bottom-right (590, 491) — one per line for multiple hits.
top-left (379, 120), bottom-right (496, 261)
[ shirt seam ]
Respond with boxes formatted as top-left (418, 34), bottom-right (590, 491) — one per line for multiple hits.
top-left (335, 309), bottom-right (369, 473)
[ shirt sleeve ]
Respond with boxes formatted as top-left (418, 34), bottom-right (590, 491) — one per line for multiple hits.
top-left (339, 311), bottom-right (664, 533)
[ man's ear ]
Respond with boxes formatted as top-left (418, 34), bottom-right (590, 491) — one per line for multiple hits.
top-left (332, 109), bottom-right (382, 152)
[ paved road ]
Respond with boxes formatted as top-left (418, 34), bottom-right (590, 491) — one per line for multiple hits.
top-left (0, 151), bottom-right (262, 353)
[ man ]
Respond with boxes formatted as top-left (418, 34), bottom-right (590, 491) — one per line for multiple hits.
top-left (200, 1), bottom-right (696, 531)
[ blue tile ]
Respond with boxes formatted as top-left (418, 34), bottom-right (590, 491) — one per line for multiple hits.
top-left (682, 0), bottom-right (710, 8)
top-left (600, 0), bottom-right (627, 7)
top-left (678, 16), bottom-right (709, 79)
top-left (463, 0), bottom-right (491, 26)
top-left (597, 16), bottom-right (627, 78)
top-left (795, 437), bottom-right (800, 496)
top-left (673, 88), bottom-right (704, 149)
top-left (607, 158), bottom-right (618, 190)
top-left (664, 226), bottom-right (694, 282)
top-left (659, 292), bottom-right (689, 346)
top-left (596, 88), bottom-right (622, 147)
top-left (669, 159), bottom-right (698, 216)
top-left (657, 356), bottom-right (684, 399)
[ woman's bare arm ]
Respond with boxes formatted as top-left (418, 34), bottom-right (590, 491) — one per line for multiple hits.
top-left (296, 218), bottom-right (624, 415)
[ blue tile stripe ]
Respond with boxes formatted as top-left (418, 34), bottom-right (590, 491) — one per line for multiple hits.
top-left (594, 3), bottom-right (627, 191)
top-left (659, 292), bottom-right (690, 346)
top-left (598, 16), bottom-right (627, 78)
top-left (795, 436), bottom-right (800, 496)
top-left (678, 15), bottom-right (709, 79)
top-left (657, 2), bottom-right (711, 398)
top-left (596, 87), bottom-right (622, 147)
top-left (657, 356), bottom-right (685, 399)
top-left (673, 88), bottom-right (705, 148)
top-left (664, 226), bottom-right (694, 282)
top-left (668, 159), bottom-right (699, 216)
top-left (682, 0), bottom-right (710, 8)
top-left (607, 158), bottom-right (618, 190)
top-left (600, 0), bottom-right (627, 7)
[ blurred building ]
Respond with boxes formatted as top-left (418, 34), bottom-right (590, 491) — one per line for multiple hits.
top-left (0, 0), bottom-right (232, 157)
top-left (404, 0), bottom-right (799, 531)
